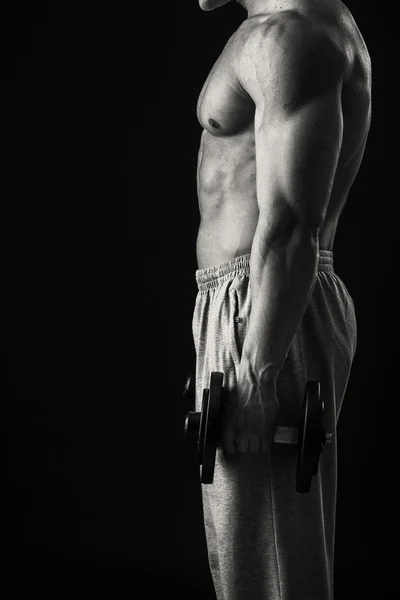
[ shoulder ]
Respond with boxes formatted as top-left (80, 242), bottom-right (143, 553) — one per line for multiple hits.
top-left (237, 11), bottom-right (347, 99)
top-left (241, 10), bottom-right (344, 62)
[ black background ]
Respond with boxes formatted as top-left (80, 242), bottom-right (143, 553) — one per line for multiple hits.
top-left (1, 1), bottom-right (397, 598)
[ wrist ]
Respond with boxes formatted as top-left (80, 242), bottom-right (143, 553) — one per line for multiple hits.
top-left (239, 356), bottom-right (279, 388)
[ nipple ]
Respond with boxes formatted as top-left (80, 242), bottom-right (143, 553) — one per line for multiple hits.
top-left (208, 118), bottom-right (221, 129)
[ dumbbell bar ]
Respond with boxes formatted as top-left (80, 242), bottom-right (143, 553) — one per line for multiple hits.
top-left (183, 372), bottom-right (332, 493)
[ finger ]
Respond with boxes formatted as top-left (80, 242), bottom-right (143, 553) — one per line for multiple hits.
top-left (261, 436), bottom-right (271, 453)
top-left (236, 435), bottom-right (249, 453)
top-left (222, 427), bottom-right (236, 455)
top-left (248, 435), bottom-right (261, 453)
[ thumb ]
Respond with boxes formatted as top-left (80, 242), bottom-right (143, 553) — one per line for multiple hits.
top-left (220, 388), bottom-right (236, 454)
top-left (221, 411), bottom-right (236, 455)
top-left (221, 425), bottom-right (236, 455)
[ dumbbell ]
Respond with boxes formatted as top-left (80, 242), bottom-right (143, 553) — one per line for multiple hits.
top-left (183, 372), bottom-right (332, 493)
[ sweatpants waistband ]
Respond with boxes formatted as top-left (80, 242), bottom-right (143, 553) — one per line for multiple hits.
top-left (195, 251), bottom-right (334, 291)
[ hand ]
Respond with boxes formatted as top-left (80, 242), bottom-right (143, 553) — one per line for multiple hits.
top-left (221, 366), bottom-right (280, 454)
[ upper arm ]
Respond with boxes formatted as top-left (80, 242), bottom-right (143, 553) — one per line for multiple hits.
top-left (238, 16), bottom-right (346, 234)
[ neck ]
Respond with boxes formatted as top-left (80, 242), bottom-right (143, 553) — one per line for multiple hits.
top-left (236, 0), bottom-right (331, 18)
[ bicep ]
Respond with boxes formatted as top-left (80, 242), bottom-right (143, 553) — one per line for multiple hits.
top-left (238, 19), bottom-right (346, 234)
top-left (254, 84), bottom-right (344, 232)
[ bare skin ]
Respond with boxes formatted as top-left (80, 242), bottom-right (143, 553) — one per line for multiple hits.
top-left (195, 0), bottom-right (371, 453)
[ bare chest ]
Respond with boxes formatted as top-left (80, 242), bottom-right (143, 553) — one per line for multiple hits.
top-left (196, 29), bottom-right (255, 137)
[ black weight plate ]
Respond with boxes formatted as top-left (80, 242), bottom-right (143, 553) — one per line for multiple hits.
top-left (296, 385), bottom-right (311, 493)
top-left (201, 372), bottom-right (223, 484)
top-left (183, 372), bottom-right (196, 408)
top-left (312, 394), bottom-right (324, 475)
top-left (296, 381), bottom-right (321, 493)
top-left (183, 372), bottom-right (198, 444)
top-left (184, 411), bottom-right (201, 441)
top-left (304, 382), bottom-right (322, 478)
top-left (198, 388), bottom-right (209, 465)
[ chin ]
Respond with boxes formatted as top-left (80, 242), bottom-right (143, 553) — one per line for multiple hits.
top-left (198, 0), bottom-right (231, 11)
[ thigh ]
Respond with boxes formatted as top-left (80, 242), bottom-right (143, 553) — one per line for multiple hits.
top-left (197, 270), bottom-right (356, 600)
top-left (192, 276), bottom-right (245, 412)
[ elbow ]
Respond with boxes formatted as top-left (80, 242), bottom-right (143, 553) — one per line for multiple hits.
top-left (292, 221), bottom-right (321, 246)
top-left (257, 213), bottom-right (321, 250)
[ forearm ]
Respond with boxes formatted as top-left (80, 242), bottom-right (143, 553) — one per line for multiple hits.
top-left (241, 221), bottom-right (319, 384)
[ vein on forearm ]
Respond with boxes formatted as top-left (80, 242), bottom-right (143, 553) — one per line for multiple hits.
top-left (242, 222), bottom-right (319, 380)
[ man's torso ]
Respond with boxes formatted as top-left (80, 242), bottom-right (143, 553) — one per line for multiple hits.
top-left (196, 1), bottom-right (371, 268)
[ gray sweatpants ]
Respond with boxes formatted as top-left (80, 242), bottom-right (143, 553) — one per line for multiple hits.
top-left (192, 251), bottom-right (357, 600)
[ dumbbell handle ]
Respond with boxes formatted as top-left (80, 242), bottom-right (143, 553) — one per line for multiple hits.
top-left (275, 426), bottom-right (332, 445)
top-left (185, 413), bottom-right (332, 445)
top-left (274, 426), bottom-right (298, 444)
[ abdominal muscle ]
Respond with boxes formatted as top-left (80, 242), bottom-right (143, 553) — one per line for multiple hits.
top-left (196, 127), bottom-right (341, 270)
top-left (196, 189), bottom-right (336, 270)
top-left (196, 204), bottom-right (259, 270)
top-left (196, 128), bottom-right (260, 269)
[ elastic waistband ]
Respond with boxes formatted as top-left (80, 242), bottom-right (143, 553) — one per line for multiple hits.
top-left (195, 251), bottom-right (334, 291)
